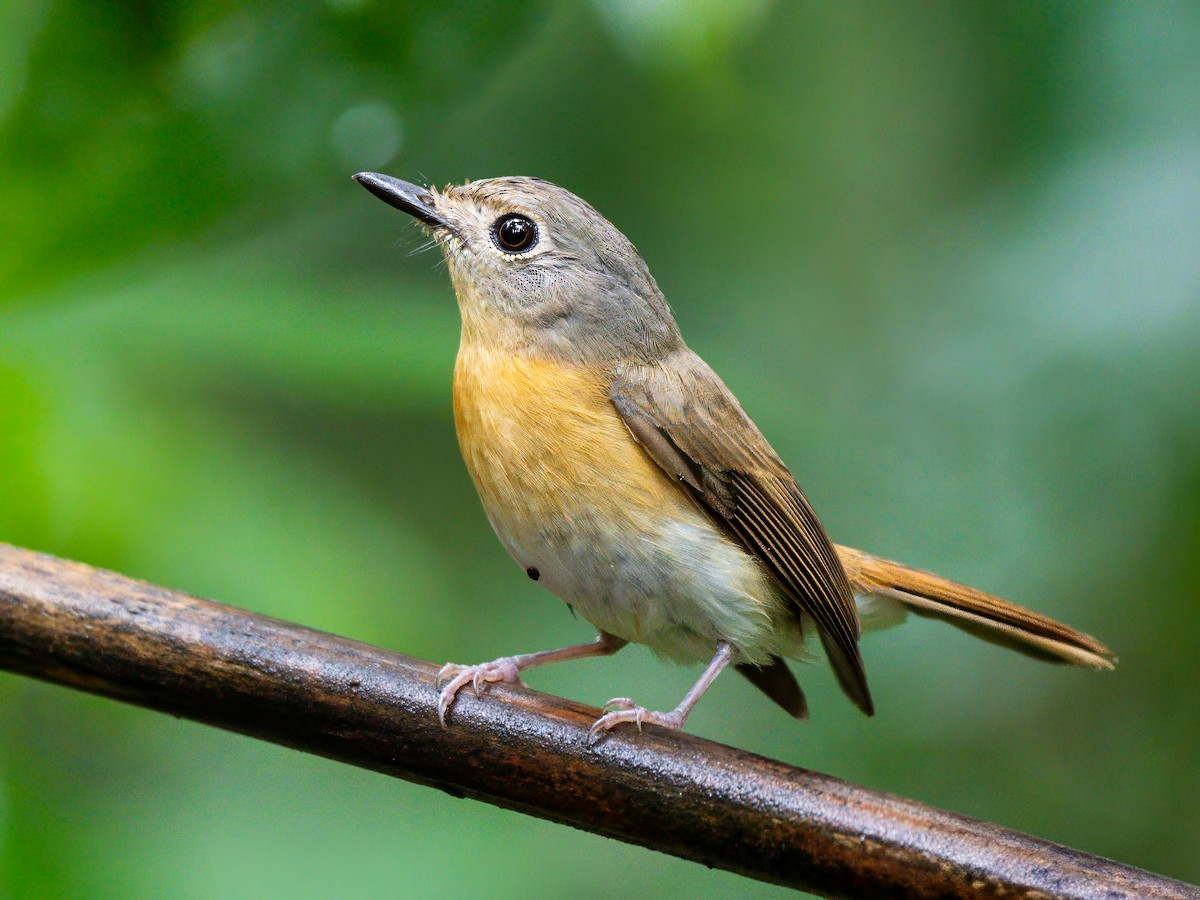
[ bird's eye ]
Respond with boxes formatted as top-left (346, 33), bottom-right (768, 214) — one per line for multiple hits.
top-left (492, 213), bottom-right (538, 254)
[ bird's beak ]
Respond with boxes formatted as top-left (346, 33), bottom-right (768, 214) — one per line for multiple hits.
top-left (353, 172), bottom-right (452, 230)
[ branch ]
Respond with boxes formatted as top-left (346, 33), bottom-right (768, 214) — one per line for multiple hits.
top-left (0, 543), bottom-right (1189, 899)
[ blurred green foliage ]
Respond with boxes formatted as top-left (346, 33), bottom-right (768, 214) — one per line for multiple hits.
top-left (2, 2), bottom-right (1198, 896)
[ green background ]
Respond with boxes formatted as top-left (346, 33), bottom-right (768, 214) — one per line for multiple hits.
top-left (2, 1), bottom-right (1198, 896)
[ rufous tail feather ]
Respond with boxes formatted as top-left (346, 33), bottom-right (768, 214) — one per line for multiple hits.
top-left (836, 545), bottom-right (1116, 669)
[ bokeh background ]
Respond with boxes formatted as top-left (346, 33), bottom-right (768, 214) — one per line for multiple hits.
top-left (2, 1), bottom-right (1198, 896)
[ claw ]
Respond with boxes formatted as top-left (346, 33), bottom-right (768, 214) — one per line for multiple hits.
top-left (435, 657), bottom-right (527, 725)
top-left (435, 663), bottom-right (458, 691)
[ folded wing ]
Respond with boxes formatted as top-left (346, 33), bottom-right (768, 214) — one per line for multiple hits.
top-left (611, 351), bottom-right (874, 715)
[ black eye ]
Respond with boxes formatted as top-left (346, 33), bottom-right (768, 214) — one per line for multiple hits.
top-left (492, 213), bottom-right (538, 253)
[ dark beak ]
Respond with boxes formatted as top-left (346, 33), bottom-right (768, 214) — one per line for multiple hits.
top-left (352, 172), bottom-right (451, 229)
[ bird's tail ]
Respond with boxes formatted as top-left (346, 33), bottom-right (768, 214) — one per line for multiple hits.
top-left (836, 545), bottom-right (1116, 669)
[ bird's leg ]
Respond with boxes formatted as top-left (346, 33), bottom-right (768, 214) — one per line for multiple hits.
top-left (587, 641), bottom-right (734, 746)
top-left (436, 631), bottom-right (628, 724)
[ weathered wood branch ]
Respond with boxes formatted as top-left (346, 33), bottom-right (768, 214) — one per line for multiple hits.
top-left (0, 543), bottom-right (1191, 898)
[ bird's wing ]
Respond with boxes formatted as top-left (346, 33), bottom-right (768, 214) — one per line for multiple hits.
top-left (611, 350), bottom-right (873, 714)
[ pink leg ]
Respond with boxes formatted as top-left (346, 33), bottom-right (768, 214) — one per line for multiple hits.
top-left (436, 631), bottom-right (628, 724)
top-left (587, 641), bottom-right (735, 746)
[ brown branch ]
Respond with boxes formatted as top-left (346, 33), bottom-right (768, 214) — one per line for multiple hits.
top-left (0, 543), bottom-right (1190, 899)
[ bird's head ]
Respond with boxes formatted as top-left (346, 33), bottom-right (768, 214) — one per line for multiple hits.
top-left (354, 173), bottom-right (681, 362)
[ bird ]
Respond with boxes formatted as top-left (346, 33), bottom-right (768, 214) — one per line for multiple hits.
top-left (353, 171), bottom-right (1115, 745)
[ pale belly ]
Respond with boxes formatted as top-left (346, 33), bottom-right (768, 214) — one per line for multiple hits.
top-left (453, 345), bottom-right (802, 665)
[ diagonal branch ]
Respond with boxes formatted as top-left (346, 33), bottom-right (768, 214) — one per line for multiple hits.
top-left (0, 543), bottom-right (1189, 899)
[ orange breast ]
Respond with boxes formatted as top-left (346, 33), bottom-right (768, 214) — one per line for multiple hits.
top-left (453, 344), bottom-right (680, 536)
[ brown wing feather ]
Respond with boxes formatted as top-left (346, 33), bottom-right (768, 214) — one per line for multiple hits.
top-left (612, 351), bottom-right (874, 715)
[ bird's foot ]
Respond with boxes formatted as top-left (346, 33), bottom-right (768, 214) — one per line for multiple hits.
top-left (587, 697), bottom-right (686, 746)
top-left (435, 657), bottom-right (527, 724)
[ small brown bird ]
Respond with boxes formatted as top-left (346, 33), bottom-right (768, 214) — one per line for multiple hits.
top-left (354, 172), bottom-right (1115, 744)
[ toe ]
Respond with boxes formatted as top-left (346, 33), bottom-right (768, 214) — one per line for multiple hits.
top-left (435, 663), bottom-right (464, 691)
top-left (602, 697), bottom-right (637, 713)
top-left (436, 671), bottom-right (473, 725)
top-left (587, 707), bottom-right (645, 746)
top-left (586, 706), bottom-right (687, 746)
top-left (587, 713), bottom-right (619, 746)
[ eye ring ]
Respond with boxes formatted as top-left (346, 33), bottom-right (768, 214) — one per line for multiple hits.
top-left (491, 213), bottom-right (539, 254)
